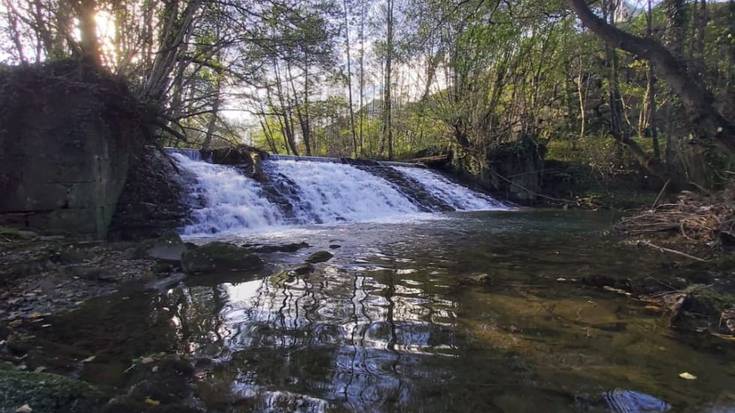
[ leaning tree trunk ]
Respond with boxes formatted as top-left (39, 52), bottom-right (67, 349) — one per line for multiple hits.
top-left (567, 0), bottom-right (735, 154)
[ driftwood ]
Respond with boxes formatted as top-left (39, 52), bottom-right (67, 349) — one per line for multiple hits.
top-left (632, 240), bottom-right (707, 262)
top-left (617, 186), bottom-right (735, 249)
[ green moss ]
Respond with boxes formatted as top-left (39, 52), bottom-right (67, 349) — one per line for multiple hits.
top-left (305, 251), bottom-right (334, 264)
top-left (0, 365), bottom-right (106, 413)
top-left (181, 242), bottom-right (264, 274)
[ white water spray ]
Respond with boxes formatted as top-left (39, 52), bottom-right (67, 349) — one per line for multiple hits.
top-left (171, 153), bottom-right (283, 235)
top-left (171, 152), bottom-right (508, 235)
top-left (392, 166), bottom-right (505, 211)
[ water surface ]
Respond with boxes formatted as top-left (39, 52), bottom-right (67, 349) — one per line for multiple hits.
top-left (40, 211), bottom-right (735, 412)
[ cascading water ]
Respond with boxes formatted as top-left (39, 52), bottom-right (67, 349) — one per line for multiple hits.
top-left (392, 166), bottom-right (506, 211)
top-left (266, 160), bottom-right (422, 223)
top-left (170, 151), bottom-right (508, 235)
top-left (170, 153), bottom-right (283, 234)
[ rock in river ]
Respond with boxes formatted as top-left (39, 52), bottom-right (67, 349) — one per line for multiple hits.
top-left (0, 363), bottom-right (105, 413)
top-left (305, 251), bottom-right (334, 264)
top-left (181, 242), bottom-right (264, 274)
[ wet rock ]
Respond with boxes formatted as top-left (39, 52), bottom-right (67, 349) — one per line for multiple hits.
top-left (291, 263), bottom-right (315, 275)
top-left (0, 364), bottom-right (105, 413)
top-left (244, 242), bottom-right (309, 254)
top-left (146, 273), bottom-right (186, 291)
top-left (581, 275), bottom-right (632, 292)
top-left (68, 265), bottom-right (104, 281)
top-left (152, 261), bottom-right (177, 274)
top-left (127, 379), bottom-right (187, 404)
top-left (459, 273), bottom-right (493, 286)
top-left (148, 234), bottom-right (186, 262)
top-left (202, 145), bottom-right (267, 181)
top-left (305, 251), bottom-right (334, 264)
top-left (181, 242), bottom-right (264, 274)
top-left (721, 308), bottom-right (735, 334)
top-left (0, 227), bottom-right (37, 241)
top-left (6, 334), bottom-right (31, 356)
top-left (103, 356), bottom-right (199, 413)
top-left (603, 389), bottom-right (670, 413)
top-left (329, 244), bottom-right (341, 250)
top-left (103, 398), bottom-right (201, 413)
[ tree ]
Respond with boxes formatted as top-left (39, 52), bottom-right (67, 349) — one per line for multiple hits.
top-left (343, 0), bottom-right (358, 156)
top-left (566, 0), bottom-right (735, 155)
top-left (381, 0), bottom-right (394, 159)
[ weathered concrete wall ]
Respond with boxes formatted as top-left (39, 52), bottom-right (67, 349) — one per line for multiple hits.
top-left (0, 61), bottom-right (144, 238)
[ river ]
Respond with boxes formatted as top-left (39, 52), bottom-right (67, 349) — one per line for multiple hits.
top-left (32, 210), bottom-right (735, 412)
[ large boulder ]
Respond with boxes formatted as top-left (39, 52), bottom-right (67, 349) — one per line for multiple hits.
top-left (181, 242), bottom-right (264, 274)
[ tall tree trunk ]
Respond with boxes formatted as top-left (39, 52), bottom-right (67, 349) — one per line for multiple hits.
top-left (603, 0), bottom-right (626, 161)
top-left (142, 0), bottom-right (202, 103)
top-left (267, 88), bottom-right (291, 155)
top-left (77, 0), bottom-right (100, 65)
top-left (358, 0), bottom-right (366, 156)
top-left (2, 0), bottom-right (26, 63)
top-left (382, 0), bottom-right (394, 160)
top-left (693, 0), bottom-right (708, 79)
top-left (302, 55), bottom-right (313, 156)
top-left (344, 0), bottom-right (358, 157)
top-left (287, 61), bottom-right (310, 156)
top-left (567, 0), bottom-right (735, 155)
top-left (645, 0), bottom-right (661, 160)
top-left (202, 74), bottom-right (222, 150)
top-left (273, 61), bottom-right (299, 156)
top-left (664, 0), bottom-right (686, 58)
top-left (576, 54), bottom-right (587, 143)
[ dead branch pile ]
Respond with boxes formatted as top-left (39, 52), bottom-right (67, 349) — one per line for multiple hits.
top-left (617, 185), bottom-right (735, 247)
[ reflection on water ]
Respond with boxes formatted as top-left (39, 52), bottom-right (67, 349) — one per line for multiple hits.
top-left (38, 211), bottom-right (735, 411)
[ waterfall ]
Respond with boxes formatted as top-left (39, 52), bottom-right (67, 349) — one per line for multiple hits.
top-left (170, 153), bottom-right (283, 234)
top-left (170, 151), bottom-right (508, 235)
top-left (391, 166), bottom-right (506, 211)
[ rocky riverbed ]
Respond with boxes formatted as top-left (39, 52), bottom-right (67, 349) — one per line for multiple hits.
top-left (0, 226), bottom-right (336, 412)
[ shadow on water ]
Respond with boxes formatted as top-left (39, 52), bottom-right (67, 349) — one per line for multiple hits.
top-left (28, 211), bottom-right (735, 412)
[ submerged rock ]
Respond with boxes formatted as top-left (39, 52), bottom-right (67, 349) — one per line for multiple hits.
top-left (305, 251), bottom-right (334, 264)
top-left (459, 273), bottom-right (493, 286)
top-left (603, 389), bottom-right (670, 413)
top-left (135, 232), bottom-right (186, 262)
top-left (103, 355), bottom-right (200, 413)
top-left (181, 242), bottom-right (264, 274)
top-left (291, 263), bottom-right (315, 275)
top-left (0, 364), bottom-right (105, 413)
top-left (244, 242), bottom-right (309, 254)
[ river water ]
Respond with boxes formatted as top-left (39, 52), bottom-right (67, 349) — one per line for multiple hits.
top-left (35, 210), bottom-right (735, 412)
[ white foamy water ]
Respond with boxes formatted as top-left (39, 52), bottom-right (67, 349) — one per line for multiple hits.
top-left (392, 166), bottom-right (506, 211)
top-left (171, 153), bottom-right (283, 234)
top-left (170, 151), bottom-right (508, 235)
top-left (267, 160), bottom-right (421, 223)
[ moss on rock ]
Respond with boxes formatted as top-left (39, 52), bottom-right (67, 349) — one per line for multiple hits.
top-left (305, 251), bottom-right (334, 264)
top-left (181, 242), bottom-right (263, 274)
top-left (0, 365), bottom-right (106, 413)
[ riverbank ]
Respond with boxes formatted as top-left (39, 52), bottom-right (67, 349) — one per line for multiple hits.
top-left (0, 226), bottom-right (332, 412)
